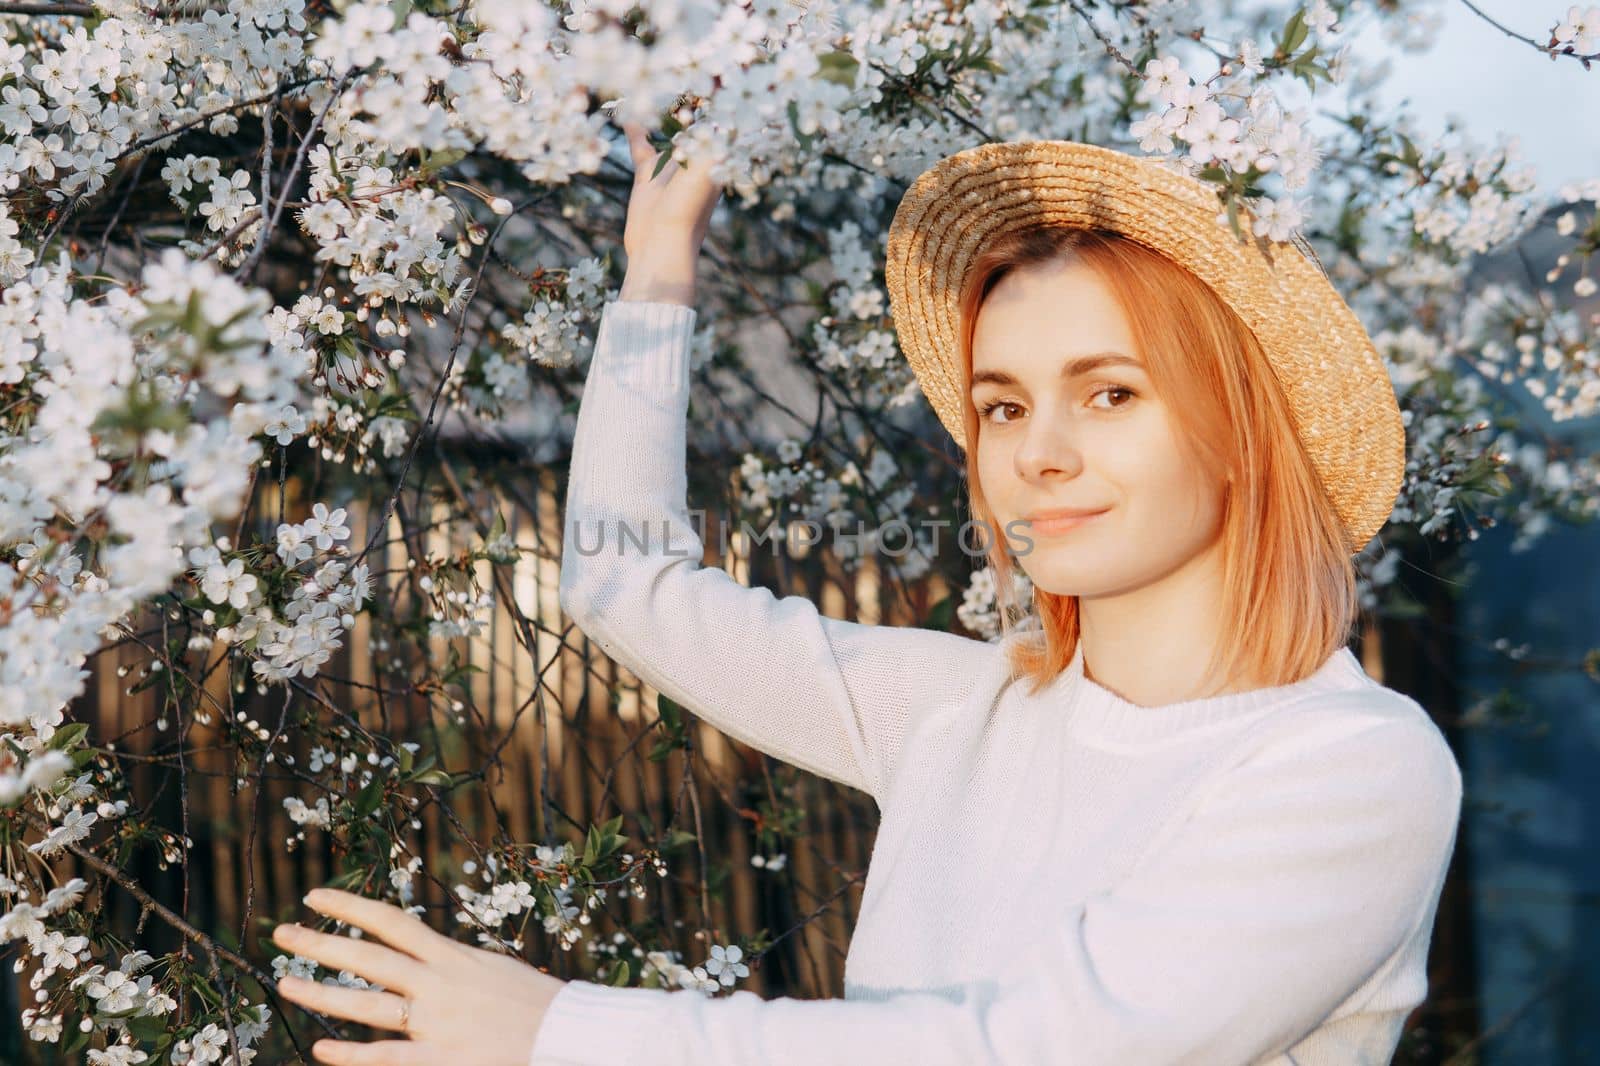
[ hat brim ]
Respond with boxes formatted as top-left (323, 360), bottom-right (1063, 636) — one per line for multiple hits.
top-left (884, 140), bottom-right (1404, 555)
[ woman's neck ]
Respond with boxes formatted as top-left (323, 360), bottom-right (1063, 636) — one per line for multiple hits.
top-left (1075, 537), bottom-right (1237, 708)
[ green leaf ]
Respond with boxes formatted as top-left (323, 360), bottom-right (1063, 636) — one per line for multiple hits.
top-left (664, 829), bottom-right (699, 850)
top-left (47, 722), bottom-right (91, 752)
top-left (1279, 8), bottom-right (1309, 55)
top-left (439, 661), bottom-right (485, 689)
top-left (412, 768), bottom-right (453, 787)
top-left (355, 777), bottom-right (385, 818)
top-left (786, 99), bottom-right (815, 152)
top-left (1291, 45), bottom-right (1330, 89)
top-left (63, 1025), bottom-right (91, 1057)
top-left (1225, 197), bottom-right (1245, 243)
top-left (181, 287), bottom-right (204, 335)
top-left (581, 817), bottom-right (630, 867)
top-left (647, 695), bottom-right (689, 761)
top-left (1396, 132), bottom-right (1421, 167)
top-left (330, 868), bottom-right (367, 890)
top-left (609, 959), bottom-right (632, 986)
top-left (191, 978), bottom-right (223, 1008)
top-left (128, 1012), bottom-right (168, 1042)
top-left (421, 146), bottom-right (468, 173)
top-left (816, 50), bottom-right (860, 88)
top-left (650, 144), bottom-right (675, 180)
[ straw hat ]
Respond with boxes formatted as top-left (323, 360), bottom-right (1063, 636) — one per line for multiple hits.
top-left (883, 140), bottom-right (1405, 555)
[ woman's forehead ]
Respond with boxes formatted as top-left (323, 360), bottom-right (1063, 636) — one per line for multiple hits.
top-left (971, 277), bottom-right (1141, 380)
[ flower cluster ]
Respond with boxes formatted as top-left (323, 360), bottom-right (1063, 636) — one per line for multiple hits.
top-left (1551, 6), bottom-right (1600, 57)
top-left (0, 247), bottom-right (279, 739)
top-left (736, 437), bottom-right (940, 581)
top-left (181, 502), bottom-right (372, 685)
top-left (638, 941), bottom-right (752, 995)
top-left (1124, 2), bottom-right (1344, 242)
top-left (957, 563), bottom-right (1035, 642)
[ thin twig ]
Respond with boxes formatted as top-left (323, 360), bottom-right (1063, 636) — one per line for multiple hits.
top-left (352, 190), bottom-right (549, 567)
top-left (0, 2), bottom-right (96, 14)
top-left (1457, 0), bottom-right (1600, 65)
top-left (236, 70), bottom-right (357, 283)
top-left (1066, 0), bottom-right (1145, 76)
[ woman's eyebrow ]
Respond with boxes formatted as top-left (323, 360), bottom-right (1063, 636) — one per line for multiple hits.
top-left (970, 351), bottom-right (1143, 394)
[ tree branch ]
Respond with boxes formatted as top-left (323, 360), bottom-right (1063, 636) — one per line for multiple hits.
top-left (15, 807), bottom-right (336, 1062)
top-left (1457, 0), bottom-right (1600, 66)
top-left (0, 2), bottom-right (97, 15)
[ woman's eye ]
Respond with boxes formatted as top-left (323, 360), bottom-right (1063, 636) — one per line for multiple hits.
top-left (978, 400), bottom-right (1022, 424)
top-left (1089, 385), bottom-right (1136, 409)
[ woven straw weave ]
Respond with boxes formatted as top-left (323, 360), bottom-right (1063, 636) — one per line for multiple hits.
top-left (884, 140), bottom-right (1404, 554)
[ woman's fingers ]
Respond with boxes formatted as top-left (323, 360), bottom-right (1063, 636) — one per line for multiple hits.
top-left (300, 888), bottom-right (458, 965)
top-left (617, 118), bottom-right (724, 201)
top-left (615, 116), bottom-right (722, 263)
top-left (620, 120), bottom-right (654, 174)
top-left (272, 923), bottom-right (424, 993)
top-left (278, 977), bottom-right (410, 1032)
top-left (309, 1037), bottom-right (434, 1065)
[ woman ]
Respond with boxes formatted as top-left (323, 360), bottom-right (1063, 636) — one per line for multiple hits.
top-left (272, 125), bottom-right (1463, 1066)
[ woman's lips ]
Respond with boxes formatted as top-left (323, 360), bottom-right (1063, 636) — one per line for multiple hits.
top-left (1025, 509), bottom-right (1108, 536)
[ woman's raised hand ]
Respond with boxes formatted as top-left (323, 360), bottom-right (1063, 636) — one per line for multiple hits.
top-left (271, 887), bottom-right (566, 1065)
top-left (616, 119), bottom-right (723, 305)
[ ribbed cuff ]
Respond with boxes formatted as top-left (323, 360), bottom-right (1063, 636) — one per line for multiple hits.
top-left (528, 979), bottom-right (675, 1065)
top-left (592, 299), bottom-right (698, 393)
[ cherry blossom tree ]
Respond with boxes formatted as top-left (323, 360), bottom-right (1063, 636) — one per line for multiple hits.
top-left (1, 1), bottom-right (1597, 1062)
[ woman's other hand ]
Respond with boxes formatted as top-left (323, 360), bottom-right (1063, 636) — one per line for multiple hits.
top-left (617, 119), bottom-right (723, 306)
top-left (272, 887), bottom-right (566, 1065)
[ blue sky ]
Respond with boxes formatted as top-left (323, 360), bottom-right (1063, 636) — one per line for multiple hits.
top-left (1354, 0), bottom-right (1600, 195)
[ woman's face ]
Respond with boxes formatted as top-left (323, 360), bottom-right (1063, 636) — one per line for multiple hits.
top-left (970, 257), bottom-right (1228, 599)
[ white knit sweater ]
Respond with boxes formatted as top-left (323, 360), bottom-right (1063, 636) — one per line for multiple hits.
top-left (534, 298), bottom-right (1464, 1066)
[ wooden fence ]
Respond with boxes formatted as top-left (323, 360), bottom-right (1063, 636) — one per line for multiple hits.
top-left (49, 462), bottom-right (946, 1014)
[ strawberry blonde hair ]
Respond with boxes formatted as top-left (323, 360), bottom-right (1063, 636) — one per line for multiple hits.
top-left (957, 225), bottom-right (1359, 699)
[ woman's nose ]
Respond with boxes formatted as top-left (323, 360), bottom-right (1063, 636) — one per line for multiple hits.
top-left (1012, 411), bottom-right (1085, 482)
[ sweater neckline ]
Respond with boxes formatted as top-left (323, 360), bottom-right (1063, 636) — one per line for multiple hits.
top-left (1033, 639), bottom-right (1365, 746)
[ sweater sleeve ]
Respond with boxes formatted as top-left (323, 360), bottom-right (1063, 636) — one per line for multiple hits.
top-left (557, 298), bottom-right (991, 803)
top-left (528, 708), bottom-right (1463, 1066)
